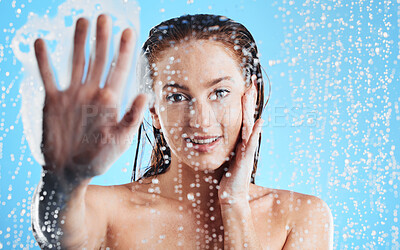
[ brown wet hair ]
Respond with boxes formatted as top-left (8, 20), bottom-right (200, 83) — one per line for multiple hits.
top-left (132, 14), bottom-right (270, 184)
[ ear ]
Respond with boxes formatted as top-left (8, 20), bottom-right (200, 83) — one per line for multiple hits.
top-left (150, 105), bottom-right (161, 130)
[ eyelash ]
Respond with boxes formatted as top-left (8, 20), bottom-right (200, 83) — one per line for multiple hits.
top-left (166, 93), bottom-right (189, 103)
top-left (210, 89), bottom-right (230, 100)
top-left (165, 89), bottom-right (231, 103)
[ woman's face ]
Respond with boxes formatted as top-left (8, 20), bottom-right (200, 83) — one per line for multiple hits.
top-left (151, 40), bottom-right (248, 171)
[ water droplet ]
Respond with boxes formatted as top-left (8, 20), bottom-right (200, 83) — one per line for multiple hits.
top-left (187, 192), bottom-right (194, 201)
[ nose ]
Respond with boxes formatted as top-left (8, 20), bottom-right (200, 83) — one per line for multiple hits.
top-left (189, 101), bottom-right (213, 129)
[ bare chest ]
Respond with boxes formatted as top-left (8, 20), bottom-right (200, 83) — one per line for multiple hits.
top-left (102, 201), bottom-right (288, 249)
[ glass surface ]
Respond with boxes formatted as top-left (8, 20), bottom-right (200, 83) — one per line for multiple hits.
top-left (0, 0), bottom-right (399, 248)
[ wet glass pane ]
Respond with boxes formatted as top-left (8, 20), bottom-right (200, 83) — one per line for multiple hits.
top-left (1, 0), bottom-right (399, 248)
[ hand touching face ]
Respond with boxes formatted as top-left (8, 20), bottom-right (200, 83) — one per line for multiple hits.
top-left (151, 40), bottom-right (255, 171)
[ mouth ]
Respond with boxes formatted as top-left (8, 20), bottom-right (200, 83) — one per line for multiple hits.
top-left (185, 136), bottom-right (222, 152)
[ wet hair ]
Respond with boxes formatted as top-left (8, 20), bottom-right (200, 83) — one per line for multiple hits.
top-left (131, 14), bottom-right (270, 184)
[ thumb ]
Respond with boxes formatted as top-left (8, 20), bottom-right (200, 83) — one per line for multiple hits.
top-left (113, 93), bottom-right (149, 139)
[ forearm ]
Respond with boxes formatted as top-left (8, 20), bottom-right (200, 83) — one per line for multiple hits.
top-left (220, 202), bottom-right (263, 250)
top-left (32, 170), bottom-right (91, 248)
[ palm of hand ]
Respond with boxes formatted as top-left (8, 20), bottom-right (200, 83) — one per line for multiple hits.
top-left (36, 15), bottom-right (147, 180)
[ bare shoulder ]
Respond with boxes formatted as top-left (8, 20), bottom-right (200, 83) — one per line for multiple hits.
top-left (84, 183), bottom-right (148, 232)
top-left (86, 183), bottom-right (125, 201)
top-left (85, 185), bottom-right (121, 217)
top-left (83, 183), bottom-right (143, 249)
top-left (249, 184), bottom-right (332, 222)
top-left (85, 181), bottom-right (157, 210)
top-left (85, 182), bottom-right (142, 205)
top-left (285, 191), bottom-right (333, 226)
top-left (283, 191), bottom-right (333, 249)
top-left (84, 183), bottom-right (136, 217)
top-left (249, 184), bottom-right (333, 249)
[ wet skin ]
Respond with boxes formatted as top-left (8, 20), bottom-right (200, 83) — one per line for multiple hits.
top-left (32, 14), bottom-right (333, 249)
top-left (85, 181), bottom-right (332, 249)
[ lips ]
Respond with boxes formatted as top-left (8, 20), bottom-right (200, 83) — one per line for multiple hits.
top-left (186, 136), bottom-right (220, 144)
top-left (185, 135), bottom-right (222, 153)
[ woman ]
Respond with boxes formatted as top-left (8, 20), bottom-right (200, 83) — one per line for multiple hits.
top-left (32, 14), bottom-right (333, 249)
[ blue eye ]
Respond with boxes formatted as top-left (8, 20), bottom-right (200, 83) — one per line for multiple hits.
top-left (210, 89), bottom-right (230, 100)
top-left (166, 93), bottom-right (188, 103)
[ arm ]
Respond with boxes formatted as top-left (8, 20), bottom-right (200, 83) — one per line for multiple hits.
top-left (31, 172), bottom-right (96, 249)
top-left (220, 202), bottom-right (263, 249)
top-left (32, 173), bottom-right (111, 249)
top-left (31, 14), bottom-right (146, 248)
top-left (218, 75), bottom-right (264, 249)
top-left (282, 195), bottom-right (334, 249)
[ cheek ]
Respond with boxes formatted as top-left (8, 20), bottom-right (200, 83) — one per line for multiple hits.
top-left (216, 100), bottom-right (242, 148)
top-left (216, 99), bottom-right (242, 129)
top-left (157, 105), bottom-right (189, 151)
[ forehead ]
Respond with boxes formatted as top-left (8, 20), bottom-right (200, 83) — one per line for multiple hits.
top-left (155, 40), bottom-right (241, 80)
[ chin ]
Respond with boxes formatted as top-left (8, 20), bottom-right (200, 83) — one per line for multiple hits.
top-left (185, 156), bottom-right (229, 173)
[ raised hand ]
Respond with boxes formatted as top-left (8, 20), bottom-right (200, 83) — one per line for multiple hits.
top-left (35, 14), bottom-right (147, 181)
top-left (218, 75), bottom-right (263, 204)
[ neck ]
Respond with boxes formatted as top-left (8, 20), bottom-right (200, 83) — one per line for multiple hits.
top-left (154, 154), bottom-right (228, 211)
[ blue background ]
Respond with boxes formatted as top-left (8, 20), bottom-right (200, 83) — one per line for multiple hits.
top-left (0, 0), bottom-right (399, 248)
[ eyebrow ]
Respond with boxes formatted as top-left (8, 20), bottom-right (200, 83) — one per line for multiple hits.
top-left (162, 76), bottom-right (232, 91)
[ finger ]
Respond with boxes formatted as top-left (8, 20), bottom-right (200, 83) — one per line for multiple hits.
top-left (85, 55), bottom-right (93, 83)
top-left (113, 93), bottom-right (149, 139)
top-left (70, 18), bottom-right (89, 88)
top-left (105, 28), bottom-right (136, 97)
top-left (230, 119), bottom-right (263, 180)
top-left (34, 39), bottom-right (57, 95)
top-left (251, 74), bottom-right (258, 106)
top-left (246, 118), bottom-right (264, 155)
top-left (86, 14), bottom-right (111, 86)
top-left (241, 86), bottom-right (256, 144)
